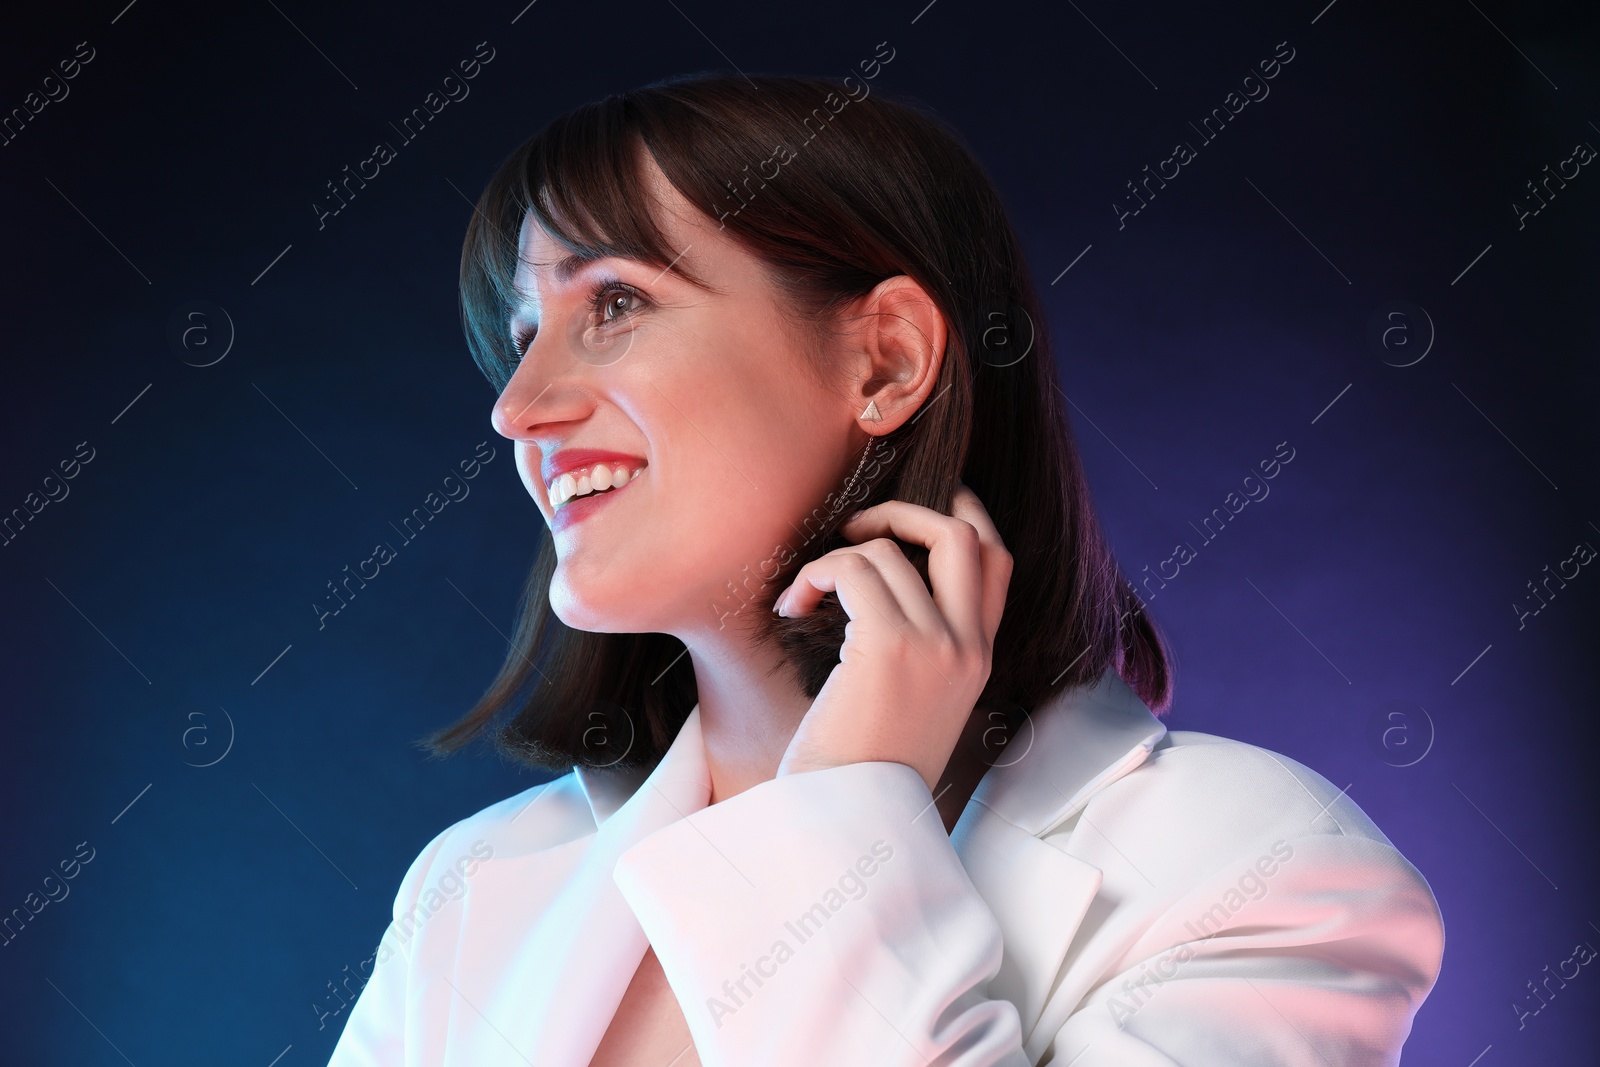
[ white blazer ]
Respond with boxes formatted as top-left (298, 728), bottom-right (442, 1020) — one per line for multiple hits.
top-left (327, 669), bottom-right (1444, 1066)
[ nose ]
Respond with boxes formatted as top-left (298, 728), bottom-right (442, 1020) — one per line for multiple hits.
top-left (490, 347), bottom-right (596, 442)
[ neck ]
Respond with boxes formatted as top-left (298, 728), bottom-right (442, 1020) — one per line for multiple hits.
top-left (680, 628), bottom-right (810, 805)
top-left (676, 623), bottom-right (993, 836)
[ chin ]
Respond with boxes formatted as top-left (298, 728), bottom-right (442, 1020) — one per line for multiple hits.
top-left (548, 570), bottom-right (642, 634)
top-left (548, 578), bottom-right (608, 633)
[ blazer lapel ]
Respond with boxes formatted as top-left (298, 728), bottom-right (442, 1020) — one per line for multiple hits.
top-left (447, 713), bottom-right (711, 1067)
top-left (949, 669), bottom-right (1167, 1039)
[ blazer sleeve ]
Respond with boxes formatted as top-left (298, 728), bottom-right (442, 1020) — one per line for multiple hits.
top-left (612, 761), bottom-right (1445, 1067)
top-left (1036, 832), bottom-right (1446, 1067)
top-left (325, 824), bottom-right (454, 1067)
top-left (612, 759), bottom-right (1032, 1066)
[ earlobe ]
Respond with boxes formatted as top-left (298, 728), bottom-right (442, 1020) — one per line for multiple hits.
top-left (851, 276), bottom-right (946, 431)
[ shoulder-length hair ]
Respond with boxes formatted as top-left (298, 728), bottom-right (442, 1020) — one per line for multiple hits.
top-left (424, 72), bottom-right (1173, 774)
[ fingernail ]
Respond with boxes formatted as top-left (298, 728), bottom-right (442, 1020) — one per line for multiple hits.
top-left (774, 589), bottom-right (791, 616)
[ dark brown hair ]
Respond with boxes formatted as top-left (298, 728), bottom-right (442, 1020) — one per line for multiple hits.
top-left (425, 72), bottom-right (1173, 773)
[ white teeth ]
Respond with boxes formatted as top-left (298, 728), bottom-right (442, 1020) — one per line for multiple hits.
top-left (549, 463), bottom-right (643, 507)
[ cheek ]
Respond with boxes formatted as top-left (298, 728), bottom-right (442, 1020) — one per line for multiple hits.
top-left (654, 436), bottom-right (775, 585)
top-left (678, 413), bottom-right (841, 569)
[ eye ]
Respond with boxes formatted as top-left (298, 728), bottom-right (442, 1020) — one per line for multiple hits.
top-left (588, 279), bottom-right (645, 326)
top-left (509, 278), bottom-right (646, 359)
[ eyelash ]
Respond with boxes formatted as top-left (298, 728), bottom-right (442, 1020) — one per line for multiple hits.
top-left (511, 277), bottom-right (645, 358)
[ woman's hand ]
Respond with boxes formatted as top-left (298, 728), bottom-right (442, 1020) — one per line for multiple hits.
top-left (772, 483), bottom-right (1013, 795)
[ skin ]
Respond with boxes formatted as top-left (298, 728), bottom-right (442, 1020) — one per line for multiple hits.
top-left (490, 151), bottom-right (1013, 832)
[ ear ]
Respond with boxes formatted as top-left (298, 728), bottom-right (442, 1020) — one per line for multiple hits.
top-left (844, 275), bottom-right (946, 433)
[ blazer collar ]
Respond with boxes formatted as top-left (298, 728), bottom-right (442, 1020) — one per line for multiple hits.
top-left (574, 667), bottom-right (1166, 842)
top-left (966, 667), bottom-right (1168, 836)
top-left (552, 668), bottom-right (1166, 1054)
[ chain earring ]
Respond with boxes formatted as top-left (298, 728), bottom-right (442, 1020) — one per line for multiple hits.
top-left (839, 436), bottom-right (875, 503)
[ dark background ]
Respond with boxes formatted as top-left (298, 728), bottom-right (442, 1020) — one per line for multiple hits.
top-left (1, 0), bottom-right (1595, 1063)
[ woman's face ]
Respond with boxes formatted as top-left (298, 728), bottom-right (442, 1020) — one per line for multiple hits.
top-left (491, 157), bottom-right (859, 638)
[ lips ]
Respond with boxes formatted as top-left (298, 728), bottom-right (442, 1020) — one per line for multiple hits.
top-left (541, 448), bottom-right (647, 532)
top-left (541, 448), bottom-right (648, 487)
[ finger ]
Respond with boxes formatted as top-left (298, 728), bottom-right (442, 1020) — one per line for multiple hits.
top-left (829, 537), bottom-right (946, 631)
top-left (949, 483), bottom-right (1014, 641)
top-left (780, 550), bottom-right (961, 689)
top-left (779, 550), bottom-right (915, 635)
top-left (838, 500), bottom-right (986, 646)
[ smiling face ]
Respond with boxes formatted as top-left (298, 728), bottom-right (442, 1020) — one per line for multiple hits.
top-left (490, 154), bottom-right (862, 638)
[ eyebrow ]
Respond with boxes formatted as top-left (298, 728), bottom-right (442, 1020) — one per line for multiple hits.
top-left (552, 251), bottom-right (602, 283)
top-left (509, 247), bottom-right (701, 326)
top-left (508, 251), bottom-right (603, 326)
top-left (514, 251), bottom-right (601, 297)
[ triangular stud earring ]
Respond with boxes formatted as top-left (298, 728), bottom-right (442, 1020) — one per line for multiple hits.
top-left (860, 399), bottom-right (883, 422)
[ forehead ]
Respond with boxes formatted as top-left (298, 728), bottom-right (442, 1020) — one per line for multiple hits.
top-left (510, 218), bottom-right (597, 299)
top-left (510, 157), bottom-right (710, 302)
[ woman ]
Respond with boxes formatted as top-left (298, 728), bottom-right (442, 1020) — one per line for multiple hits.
top-left (327, 73), bottom-right (1444, 1066)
